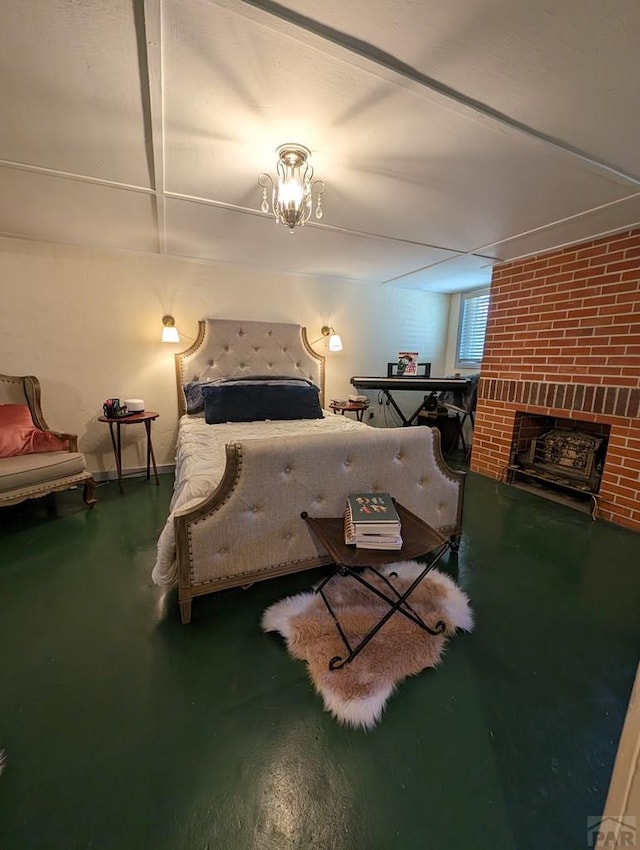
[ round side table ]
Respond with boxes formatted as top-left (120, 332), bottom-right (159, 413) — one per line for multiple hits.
top-left (98, 410), bottom-right (160, 493)
top-left (329, 401), bottom-right (370, 422)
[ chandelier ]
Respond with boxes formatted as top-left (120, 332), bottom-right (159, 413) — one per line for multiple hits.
top-left (259, 144), bottom-right (325, 233)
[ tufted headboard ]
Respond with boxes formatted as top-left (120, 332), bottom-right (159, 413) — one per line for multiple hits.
top-left (174, 319), bottom-right (325, 416)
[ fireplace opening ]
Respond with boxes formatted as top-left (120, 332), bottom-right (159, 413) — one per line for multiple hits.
top-left (506, 412), bottom-right (610, 517)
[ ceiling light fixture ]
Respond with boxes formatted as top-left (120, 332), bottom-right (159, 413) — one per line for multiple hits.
top-left (259, 143), bottom-right (325, 233)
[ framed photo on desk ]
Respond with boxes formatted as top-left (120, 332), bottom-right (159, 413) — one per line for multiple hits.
top-left (387, 361), bottom-right (431, 377)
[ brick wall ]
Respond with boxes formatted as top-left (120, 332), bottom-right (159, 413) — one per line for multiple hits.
top-left (471, 227), bottom-right (640, 531)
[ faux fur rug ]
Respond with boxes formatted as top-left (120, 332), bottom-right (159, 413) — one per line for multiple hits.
top-left (262, 561), bottom-right (474, 729)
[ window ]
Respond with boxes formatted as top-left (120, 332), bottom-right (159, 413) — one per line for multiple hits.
top-left (455, 288), bottom-right (490, 368)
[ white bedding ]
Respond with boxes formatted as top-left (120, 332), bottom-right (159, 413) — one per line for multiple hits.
top-left (152, 411), bottom-right (369, 586)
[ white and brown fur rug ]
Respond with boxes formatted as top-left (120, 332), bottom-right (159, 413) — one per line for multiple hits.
top-left (262, 561), bottom-right (474, 729)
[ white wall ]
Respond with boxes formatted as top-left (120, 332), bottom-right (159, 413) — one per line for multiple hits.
top-left (0, 237), bottom-right (451, 476)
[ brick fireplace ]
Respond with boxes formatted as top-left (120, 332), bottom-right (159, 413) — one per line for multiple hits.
top-left (471, 227), bottom-right (640, 532)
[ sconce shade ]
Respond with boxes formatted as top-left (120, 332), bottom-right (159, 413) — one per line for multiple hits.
top-left (320, 325), bottom-right (343, 352)
top-left (259, 144), bottom-right (325, 233)
top-left (328, 333), bottom-right (343, 352)
top-left (161, 315), bottom-right (180, 343)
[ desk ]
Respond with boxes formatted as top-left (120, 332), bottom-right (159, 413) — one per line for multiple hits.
top-left (98, 411), bottom-right (159, 493)
top-left (350, 375), bottom-right (470, 426)
top-left (301, 502), bottom-right (451, 669)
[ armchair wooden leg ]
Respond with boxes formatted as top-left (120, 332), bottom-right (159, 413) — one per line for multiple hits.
top-left (179, 598), bottom-right (193, 625)
top-left (83, 477), bottom-right (97, 508)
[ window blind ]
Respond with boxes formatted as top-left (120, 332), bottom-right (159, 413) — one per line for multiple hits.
top-left (456, 289), bottom-right (490, 367)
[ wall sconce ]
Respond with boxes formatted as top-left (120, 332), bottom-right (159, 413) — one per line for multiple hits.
top-left (320, 325), bottom-right (343, 352)
top-left (161, 315), bottom-right (180, 343)
top-left (259, 143), bottom-right (325, 233)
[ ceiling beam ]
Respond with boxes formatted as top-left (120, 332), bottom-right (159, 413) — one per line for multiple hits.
top-left (163, 189), bottom-right (496, 258)
top-left (140, 0), bottom-right (166, 254)
top-left (0, 159), bottom-right (155, 195)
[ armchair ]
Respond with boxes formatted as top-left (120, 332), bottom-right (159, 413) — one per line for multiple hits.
top-left (0, 374), bottom-right (96, 509)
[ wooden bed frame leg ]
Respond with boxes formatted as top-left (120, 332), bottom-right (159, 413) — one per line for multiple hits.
top-left (179, 598), bottom-right (192, 625)
top-left (83, 477), bottom-right (97, 508)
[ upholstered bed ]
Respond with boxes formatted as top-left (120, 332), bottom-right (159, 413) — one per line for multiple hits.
top-left (152, 319), bottom-right (466, 624)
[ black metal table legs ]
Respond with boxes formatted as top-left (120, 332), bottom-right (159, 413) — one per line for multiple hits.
top-left (314, 540), bottom-right (451, 670)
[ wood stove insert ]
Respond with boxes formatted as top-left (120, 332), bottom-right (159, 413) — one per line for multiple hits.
top-left (506, 413), bottom-right (610, 518)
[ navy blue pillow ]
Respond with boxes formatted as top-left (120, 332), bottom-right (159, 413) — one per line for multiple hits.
top-left (202, 377), bottom-right (323, 424)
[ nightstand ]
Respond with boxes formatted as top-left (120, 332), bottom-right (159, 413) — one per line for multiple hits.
top-left (98, 410), bottom-right (159, 493)
top-left (329, 400), bottom-right (370, 422)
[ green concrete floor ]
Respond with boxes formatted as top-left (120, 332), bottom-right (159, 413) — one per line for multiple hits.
top-left (0, 472), bottom-right (638, 850)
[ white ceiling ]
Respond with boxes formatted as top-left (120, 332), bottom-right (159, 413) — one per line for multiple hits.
top-left (1, 0), bottom-right (639, 293)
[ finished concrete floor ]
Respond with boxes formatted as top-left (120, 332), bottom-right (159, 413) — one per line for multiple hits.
top-left (0, 471), bottom-right (638, 850)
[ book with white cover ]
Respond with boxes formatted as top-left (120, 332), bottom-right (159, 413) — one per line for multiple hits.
top-left (343, 515), bottom-right (403, 550)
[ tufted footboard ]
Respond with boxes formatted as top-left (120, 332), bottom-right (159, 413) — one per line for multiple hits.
top-left (173, 426), bottom-right (465, 624)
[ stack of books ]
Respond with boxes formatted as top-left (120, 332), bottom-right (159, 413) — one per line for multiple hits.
top-left (344, 492), bottom-right (403, 550)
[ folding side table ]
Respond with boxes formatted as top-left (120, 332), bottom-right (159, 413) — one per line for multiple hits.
top-left (301, 501), bottom-right (451, 670)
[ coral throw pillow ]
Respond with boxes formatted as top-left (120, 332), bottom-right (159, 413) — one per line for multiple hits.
top-left (0, 404), bottom-right (69, 458)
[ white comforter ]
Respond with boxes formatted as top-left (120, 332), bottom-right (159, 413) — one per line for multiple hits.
top-left (152, 411), bottom-right (368, 586)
